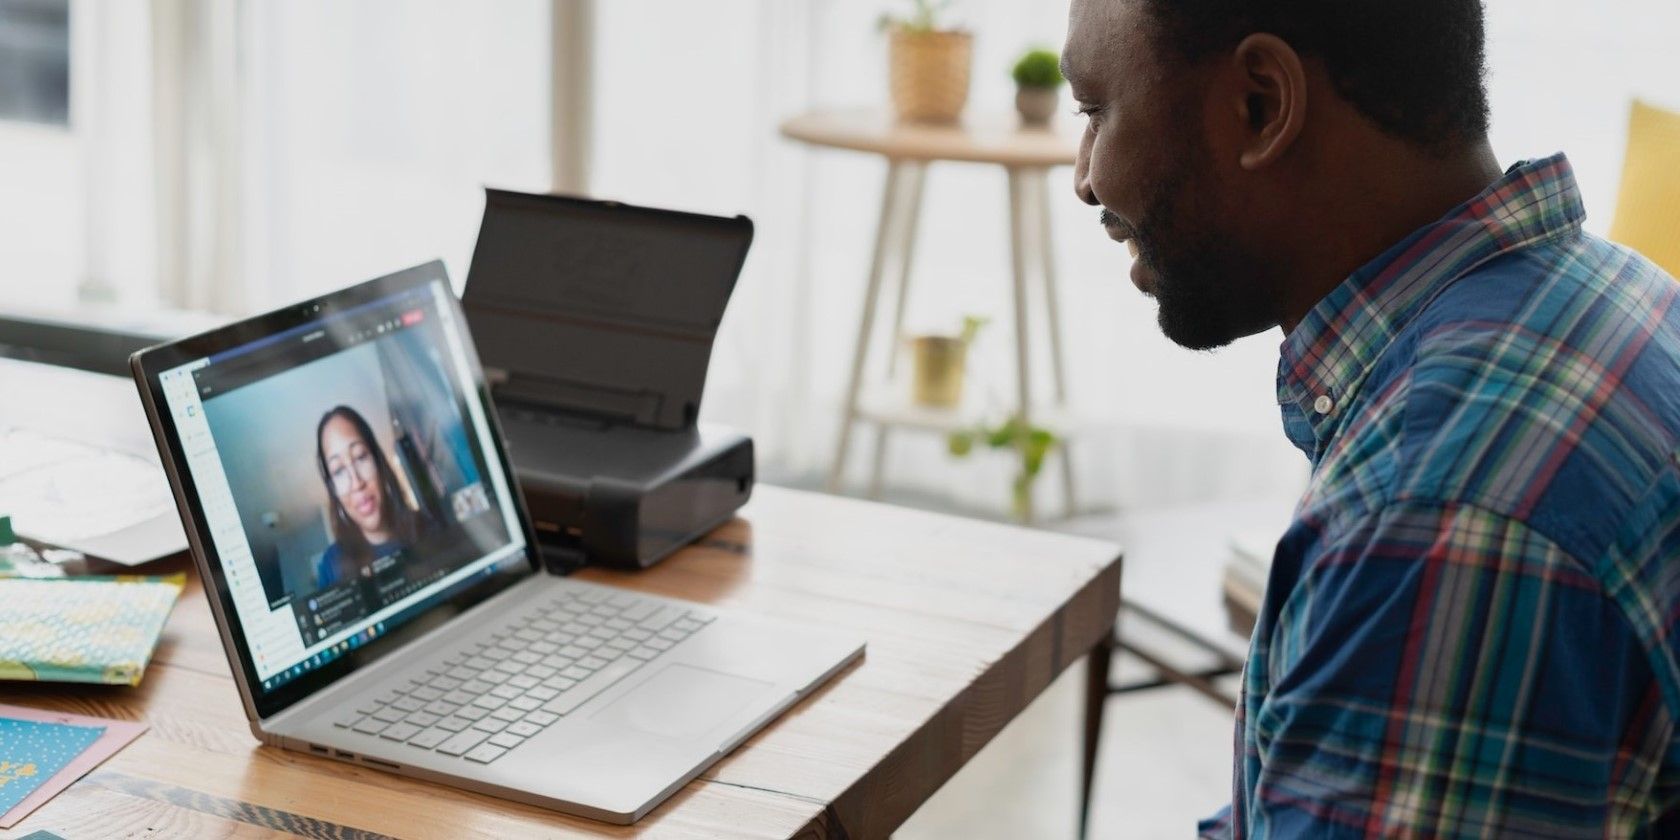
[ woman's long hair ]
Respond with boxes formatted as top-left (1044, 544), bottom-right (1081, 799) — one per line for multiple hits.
top-left (315, 405), bottom-right (419, 567)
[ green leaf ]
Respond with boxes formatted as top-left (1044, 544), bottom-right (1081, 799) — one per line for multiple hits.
top-left (984, 417), bottom-right (1022, 449)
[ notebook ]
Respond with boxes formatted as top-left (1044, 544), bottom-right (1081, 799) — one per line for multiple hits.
top-left (0, 705), bottom-right (148, 828)
top-left (0, 718), bottom-right (104, 816)
top-left (0, 574), bottom-right (184, 686)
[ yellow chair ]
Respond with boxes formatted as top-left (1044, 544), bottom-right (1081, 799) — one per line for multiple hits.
top-left (1609, 99), bottom-right (1680, 278)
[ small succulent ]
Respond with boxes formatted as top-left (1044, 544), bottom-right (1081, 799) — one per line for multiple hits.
top-left (1012, 48), bottom-right (1064, 88)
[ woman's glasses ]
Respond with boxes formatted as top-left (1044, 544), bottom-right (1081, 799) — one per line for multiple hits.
top-left (328, 443), bottom-right (379, 493)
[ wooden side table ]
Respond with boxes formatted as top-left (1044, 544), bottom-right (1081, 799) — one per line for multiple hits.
top-left (780, 108), bottom-right (1084, 522)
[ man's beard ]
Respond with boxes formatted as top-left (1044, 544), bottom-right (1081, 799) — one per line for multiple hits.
top-left (1120, 147), bottom-right (1276, 351)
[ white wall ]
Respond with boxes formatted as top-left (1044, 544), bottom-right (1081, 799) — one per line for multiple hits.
top-left (5, 1), bottom-right (1674, 516)
top-left (1484, 0), bottom-right (1680, 231)
top-left (584, 0), bottom-right (1680, 515)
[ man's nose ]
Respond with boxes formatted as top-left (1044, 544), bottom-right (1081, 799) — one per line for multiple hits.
top-left (1075, 169), bottom-right (1099, 206)
top-left (1073, 131), bottom-right (1099, 206)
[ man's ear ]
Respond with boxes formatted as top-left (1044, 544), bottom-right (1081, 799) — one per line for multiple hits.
top-left (1231, 33), bottom-right (1307, 170)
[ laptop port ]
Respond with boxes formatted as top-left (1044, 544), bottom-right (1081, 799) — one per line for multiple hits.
top-left (361, 757), bottom-right (399, 771)
top-left (308, 744), bottom-right (329, 755)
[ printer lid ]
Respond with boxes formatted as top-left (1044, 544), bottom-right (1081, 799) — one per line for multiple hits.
top-left (462, 189), bottom-right (752, 431)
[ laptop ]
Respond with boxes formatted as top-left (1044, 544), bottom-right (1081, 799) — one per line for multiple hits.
top-left (130, 261), bottom-right (865, 824)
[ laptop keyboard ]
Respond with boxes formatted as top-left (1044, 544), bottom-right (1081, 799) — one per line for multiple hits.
top-left (333, 586), bottom-right (714, 764)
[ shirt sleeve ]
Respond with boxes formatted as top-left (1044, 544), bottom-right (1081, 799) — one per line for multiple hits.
top-left (1198, 803), bottom-right (1233, 838)
top-left (1244, 499), bottom-right (1668, 838)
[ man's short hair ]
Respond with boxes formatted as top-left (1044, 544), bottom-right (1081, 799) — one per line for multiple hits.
top-left (1141, 0), bottom-right (1490, 155)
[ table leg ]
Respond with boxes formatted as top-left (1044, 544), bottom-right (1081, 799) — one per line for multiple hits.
top-left (884, 162), bottom-right (928, 380)
top-left (1006, 166), bottom-right (1035, 523)
top-left (1081, 627), bottom-right (1118, 840)
top-left (1032, 171), bottom-right (1079, 518)
top-left (829, 160), bottom-right (910, 493)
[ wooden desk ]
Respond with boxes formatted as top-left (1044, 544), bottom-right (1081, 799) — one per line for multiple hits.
top-left (5, 486), bottom-right (1120, 839)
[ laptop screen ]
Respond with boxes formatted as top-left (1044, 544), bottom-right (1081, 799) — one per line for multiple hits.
top-left (155, 277), bottom-right (528, 698)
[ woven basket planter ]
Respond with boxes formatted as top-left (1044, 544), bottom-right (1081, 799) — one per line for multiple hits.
top-left (888, 29), bottom-right (972, 124)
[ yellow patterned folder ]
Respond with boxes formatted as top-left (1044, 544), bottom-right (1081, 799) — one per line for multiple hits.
top-left (0, 575), bottom-right (184, 686)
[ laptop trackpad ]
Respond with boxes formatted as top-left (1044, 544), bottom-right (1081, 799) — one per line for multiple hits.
top-left (590, 664), bottom-right (772, 741)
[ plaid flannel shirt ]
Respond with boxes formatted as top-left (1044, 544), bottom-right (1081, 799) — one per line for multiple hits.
top-left (1201, 155), bottom-right (1680, 838)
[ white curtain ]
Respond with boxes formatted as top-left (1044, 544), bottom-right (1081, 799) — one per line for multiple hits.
top-left (151, 0), bottom-right (245, 313)
top-left (233, 0), bottom-right (552, 309)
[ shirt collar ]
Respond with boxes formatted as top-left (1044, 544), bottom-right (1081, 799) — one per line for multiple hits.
top-left (1276, 153), bottom-right (1587, 458)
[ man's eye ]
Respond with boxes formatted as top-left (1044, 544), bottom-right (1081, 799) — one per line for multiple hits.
top-left (1075, 105), bottom-right (1104, 132)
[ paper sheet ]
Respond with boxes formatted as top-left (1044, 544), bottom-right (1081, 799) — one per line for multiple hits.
top-left (0, 427), bottom-right (177, 546)
top-left (0, 358), bottom-right (189, 565)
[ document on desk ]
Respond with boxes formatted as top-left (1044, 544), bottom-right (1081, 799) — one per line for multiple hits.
top-left (0, 359), bottom-right (187, 565)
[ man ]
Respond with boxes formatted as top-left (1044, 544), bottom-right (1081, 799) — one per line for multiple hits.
top-left (1062, 0), bottom-right (1680, 836)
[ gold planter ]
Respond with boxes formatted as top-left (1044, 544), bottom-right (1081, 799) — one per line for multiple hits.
top-left (910, 335), bottom-right (967, 408)
top-left (888, 29), bottom-right (972, 124)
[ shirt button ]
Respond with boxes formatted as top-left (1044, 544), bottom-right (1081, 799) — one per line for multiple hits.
top-left (1313, 395), bottom-right (1334, 415)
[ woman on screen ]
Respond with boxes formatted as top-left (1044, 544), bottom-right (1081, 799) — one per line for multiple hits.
top-left (313, 405), bottom-right (423, 587)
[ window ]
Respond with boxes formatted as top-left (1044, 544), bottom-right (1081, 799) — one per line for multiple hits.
top-left (0, 1), bottom-right (152, 310)
top-left (0, 0), bottom-right (69, 127)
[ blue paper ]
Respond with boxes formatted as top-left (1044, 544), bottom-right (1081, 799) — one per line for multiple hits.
top-left (0, 718), bottom-right (105, 813)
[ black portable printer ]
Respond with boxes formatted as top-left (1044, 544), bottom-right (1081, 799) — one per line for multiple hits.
top-left (461, 189), bottom-right (755, 572)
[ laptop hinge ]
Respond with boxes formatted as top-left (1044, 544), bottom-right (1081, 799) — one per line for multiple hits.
top-left (536, 527), bottom-right (589, 576)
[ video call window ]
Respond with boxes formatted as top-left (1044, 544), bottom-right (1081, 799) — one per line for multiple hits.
top-left (198, 299), bottom-right (510, 645)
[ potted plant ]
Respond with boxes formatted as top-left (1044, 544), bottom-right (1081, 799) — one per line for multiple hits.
top-left (879, 0), bottom-right (972, 124)
top-left (908, 315), bottom-right (987, 408)
top-left (947, 414), bottom-right (1058, 521)
top-left (1012, 47), bottom-right (1063, 126)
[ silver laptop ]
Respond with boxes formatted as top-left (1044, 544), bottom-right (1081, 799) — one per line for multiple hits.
top-left (130, 261), bottom-right (864, 824)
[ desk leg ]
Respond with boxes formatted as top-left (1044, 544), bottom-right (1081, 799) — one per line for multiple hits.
top-left (1081, 626), bottom-right (1117, 840)
top-left (829, 160), bottom-right (911, 493)
top-left (1006, 166), bottom-right (1036, 523)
